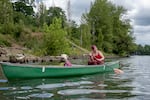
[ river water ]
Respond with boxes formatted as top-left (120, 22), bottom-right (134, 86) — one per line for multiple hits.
top-left (0, 56), bottom-right (150, 100)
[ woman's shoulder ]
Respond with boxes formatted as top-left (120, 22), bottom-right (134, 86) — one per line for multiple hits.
top-left (97, 50), bottom-right (102, 53)
top-left (98, 50), bottom-right (104, 57)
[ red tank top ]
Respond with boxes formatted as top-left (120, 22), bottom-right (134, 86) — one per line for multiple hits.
top-left (94, 53), bottom-right (102, 59)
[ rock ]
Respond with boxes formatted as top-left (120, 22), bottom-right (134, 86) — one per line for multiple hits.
top-left (0, 47), bottom-right (7, 56)
top-left (16, 53), bottom-right (25, 60)
top-left (9, 55), bottom-right (17, 63)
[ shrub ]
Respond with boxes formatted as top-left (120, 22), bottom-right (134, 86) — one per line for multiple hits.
top-left (0, 34), bottom-right (11, 46)
top-left (0, 23), bottom-right (15, 35)
top-left (42, 18), bottom-right (70, 55)
top-left (0, 22), bottom-right (23, 39)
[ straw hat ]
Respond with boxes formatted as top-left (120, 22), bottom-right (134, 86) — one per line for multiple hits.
top-left (61, 54), bottom-right (68, 60)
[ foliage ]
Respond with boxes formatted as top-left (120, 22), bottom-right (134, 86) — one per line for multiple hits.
top-left (0, 22), bottom-right (23, 39)
top-left (135, 45), bottom-right (150, 55)
top-left (12, 1), bottom-right (36, 26)
top-left (69, 15), bottom-right (92, 50)
top-left (88, 0), bottom-right (114, 51)
top-left (18, 0), bottom-right (35, 6)
top-left (13, 1), bottom-right (34, 16)
top-left (0, 34), bottom-right (11, 46)
top-left (46, 7), bottom-right (67, 27)
top-left (68, 21), bottom-right (79, 39)
top-left (36, 2), bottom-right (47, 27)
top-left (0, 0), bottom-right (13, 24)
top-left (0, 0), bottom-right (138, 57)
top-left (83, 0), bottom-right (135, 56)
top-left (42, 18), bottom-right (70, 55)
top-left (35, 3), bottom-right (67, 28)
top-left (80, 24), bottom-right (91, 49)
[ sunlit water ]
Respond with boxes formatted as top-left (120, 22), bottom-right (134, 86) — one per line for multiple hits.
top-left (0, 56), bottom-right (150, 100)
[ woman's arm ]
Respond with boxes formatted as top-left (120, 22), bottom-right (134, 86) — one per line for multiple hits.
top-left (89, 52), bottom-right (95, 61)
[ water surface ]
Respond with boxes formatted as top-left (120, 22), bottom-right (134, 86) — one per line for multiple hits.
top-left (0, 56), bottom-right (150, 100)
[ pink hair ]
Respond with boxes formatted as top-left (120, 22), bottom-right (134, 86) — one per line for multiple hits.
top-left (91, 45), bottom-right (97, 50)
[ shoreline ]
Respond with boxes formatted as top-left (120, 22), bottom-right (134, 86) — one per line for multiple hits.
top-left (0, 46), bottom-right (122, 63)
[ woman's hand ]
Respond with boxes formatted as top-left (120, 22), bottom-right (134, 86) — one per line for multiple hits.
top-left (93, 56), bottom-right (101, 62)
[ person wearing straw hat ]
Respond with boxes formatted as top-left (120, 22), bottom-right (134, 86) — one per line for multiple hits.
top-left (61, 54), bottom-right (72, 66)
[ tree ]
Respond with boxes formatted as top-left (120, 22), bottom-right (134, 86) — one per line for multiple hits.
top-left (12, 0), bottom-right (36, 26)
top-left (42, 18), bottom-right (70, 55)
top-left (112, 6), bottom-right (135, 55)
top-left (12, 1), bottom-right (34, 16)
top-left (46, 7), bottom-right (67, 27)
top-left (0, 0), bottom-right (13, 24)
top-left (0, 0), bottom-right (16, 35)
top-left (82, 0), bottom-right (135, 55)
top-left (36, 2), bottom-right (47, 27)
top-left (136, 45), bottom-right (150, 55)
top-left (69, 20), bottom-right (80, 39)
top-left (16, 0), bottom-right (35, 6)
top-left (87, 0), bottom-right (114, 52)
top-left (80, 24), bottom-right (92, 49)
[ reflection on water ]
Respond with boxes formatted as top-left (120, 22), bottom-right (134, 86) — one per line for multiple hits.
top-left (0, 56), bottom-right (150, 100)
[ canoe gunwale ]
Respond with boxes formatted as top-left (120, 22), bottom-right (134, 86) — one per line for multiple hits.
top-left (0, 61), bottom-right (119, 68)
top-left (0, 61), bottom-right (120, 79)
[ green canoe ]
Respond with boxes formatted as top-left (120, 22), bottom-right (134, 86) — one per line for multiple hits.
top-left (0, 61), bottom-right (120, 79)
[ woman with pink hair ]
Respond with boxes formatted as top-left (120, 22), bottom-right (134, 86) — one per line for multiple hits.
top-left (88, 45), bottom-right (105, 65)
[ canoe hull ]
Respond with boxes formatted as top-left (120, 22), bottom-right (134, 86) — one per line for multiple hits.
top-left (1, 62), bottom-right (120, 79)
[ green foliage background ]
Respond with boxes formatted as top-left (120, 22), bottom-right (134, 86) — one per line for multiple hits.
top-left (0, 0), bottom-right (140, 56)
top-left (42, 18), bottom-right (70, 55)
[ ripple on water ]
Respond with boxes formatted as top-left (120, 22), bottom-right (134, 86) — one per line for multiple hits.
top-left (15, 93), bottom-right (54, 99)
top-left (36, 83), bottom-right (64, 89)
top-left (36, 81), bottom-right (94, 90)
top-left (20, 86), bottom-right (32, 90)
top-left (16, 96), bottom-right (30, 100)
top-left (0, 87), bottom-right (16, 91)
top-left (58, 89), bottom-right (98, 95)
top-left (28, 93), bottom-right (53, 98)
top-left (58, 89), bottom-right (129, 96)
top-left (98, 84), bottom-right (108, 87)
top-left (131, 90), bottom-right (150, 96)
top-left (4, 89), bottom-right (39, 96)
top-left (78, 86), bottom-right (95, 89)
top-left (71, 98), bottom-right (121, 100)
top-left (64, 81), bottom-right (93, 87)
top-left (0, 87), bottom-right (10, 91)
top-left (0, 79), bottom-right (8, 83)
top-left (6, 90), bottom-right (34, 95)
